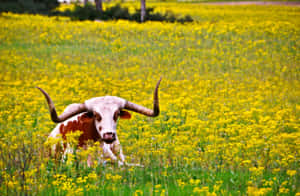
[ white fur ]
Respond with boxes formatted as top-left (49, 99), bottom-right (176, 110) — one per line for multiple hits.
top-left (48, 96), bottom-right (130, 166)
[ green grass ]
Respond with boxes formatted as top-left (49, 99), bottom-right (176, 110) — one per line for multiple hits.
top-left (0, 3), bottom-right (299, 196)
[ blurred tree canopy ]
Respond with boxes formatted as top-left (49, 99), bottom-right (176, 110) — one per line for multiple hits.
top-left (0, 0), bottom-right (59, 14)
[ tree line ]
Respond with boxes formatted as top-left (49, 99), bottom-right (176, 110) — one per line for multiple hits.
top-left (0, 0), bottom-right (148, 22)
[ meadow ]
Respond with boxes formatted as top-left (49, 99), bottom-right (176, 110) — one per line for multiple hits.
top-left (0, 3), bottom-right (299, 195)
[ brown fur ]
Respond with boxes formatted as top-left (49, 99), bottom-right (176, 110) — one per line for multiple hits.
top-left (59, 112), bottom-right (100, 147)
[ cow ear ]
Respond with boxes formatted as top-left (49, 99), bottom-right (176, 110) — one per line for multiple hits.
top-left (120, 110), bottom-right (131, 119)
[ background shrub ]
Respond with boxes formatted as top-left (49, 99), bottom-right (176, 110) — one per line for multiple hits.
top-left (0, 0), bottom-right (59, 14)
top-left (58, 4), bottom-right (193, 23)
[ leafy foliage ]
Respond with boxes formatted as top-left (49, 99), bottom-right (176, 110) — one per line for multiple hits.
top-left (0, 0), bottom-right (59, 14)
top-left (56, 3), bottom-right (193, 23)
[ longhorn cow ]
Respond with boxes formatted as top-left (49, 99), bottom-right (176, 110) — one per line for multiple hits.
top-left (37, 78), bottom-right (161, 166)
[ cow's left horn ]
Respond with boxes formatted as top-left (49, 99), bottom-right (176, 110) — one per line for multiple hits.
top-left (37, 87), bottom-right (87, 123)
top-left (124, 78), bottom-right (162, 117)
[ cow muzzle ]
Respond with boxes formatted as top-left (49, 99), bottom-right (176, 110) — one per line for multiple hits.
top-left (102, 132), bottom-right (116, 144)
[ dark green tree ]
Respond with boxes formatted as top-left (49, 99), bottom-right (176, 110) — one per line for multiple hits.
top-left (0, 0), bottom-right (59, 14)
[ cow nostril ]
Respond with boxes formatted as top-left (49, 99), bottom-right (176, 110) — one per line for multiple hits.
top-left (102, 132), bottom-right (116, 143)
top-left (106, 132), bottom-right (115, 137)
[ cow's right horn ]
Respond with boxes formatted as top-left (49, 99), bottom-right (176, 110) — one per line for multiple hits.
top-left (37, 87), bottom-right (87, 123)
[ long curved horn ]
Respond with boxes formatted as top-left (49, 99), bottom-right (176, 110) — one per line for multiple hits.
top-left (124, 78), bottom-right (162, 117)
top-left (37, 87), bottom-right (87, 123)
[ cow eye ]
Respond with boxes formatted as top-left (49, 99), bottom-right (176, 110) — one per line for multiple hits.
top-left (94, 112), bottom-right (102, 121)
top-left (113, 110), bottom-right (120, 121)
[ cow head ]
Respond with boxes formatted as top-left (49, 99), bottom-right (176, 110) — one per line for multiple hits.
top-left (37, 78), bottom-right (162, 144)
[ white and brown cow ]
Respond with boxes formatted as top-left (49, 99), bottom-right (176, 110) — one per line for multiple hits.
top-left (38, 78), bottom-right (161, 166)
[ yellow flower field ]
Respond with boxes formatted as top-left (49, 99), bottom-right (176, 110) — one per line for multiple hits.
top-left (0, 3), bottom-right (299, 195)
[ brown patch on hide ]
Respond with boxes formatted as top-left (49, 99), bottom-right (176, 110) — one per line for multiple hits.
top-left (59, 112), bottom-right (100, 147)
top-left (120, 110), bottom-right (131, 119)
